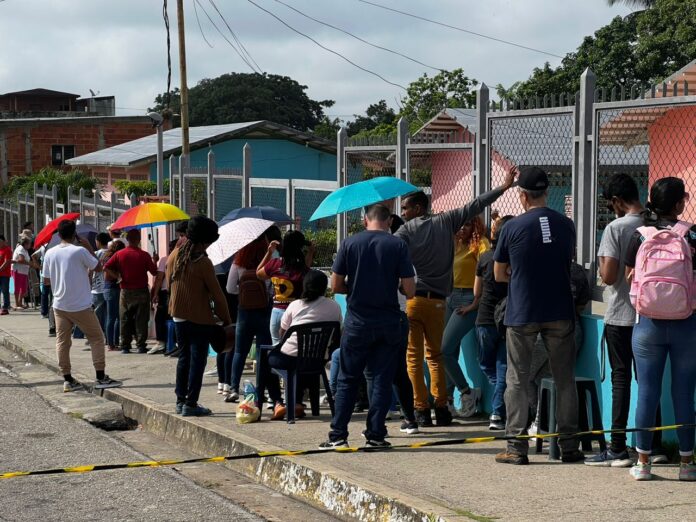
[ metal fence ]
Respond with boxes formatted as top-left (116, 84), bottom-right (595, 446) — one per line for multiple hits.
top-left (333, 68), bottom-right (696, 303)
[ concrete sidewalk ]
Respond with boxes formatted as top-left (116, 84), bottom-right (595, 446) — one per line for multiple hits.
top-left (1, 310), bottom-right (694, 521)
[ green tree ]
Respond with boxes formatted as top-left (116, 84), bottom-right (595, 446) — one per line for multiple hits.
top-left (1, 168), bottom-right (98, 204)
top-left (400, 68), bottom-right (478, 131)
top-left (346, 100), bottom-right (396, 136)
top-left (498, 0), bottom-right (696, 100)
top-left (312, 116), bottom-right (342, 141)
top-left (150, 73), bottom-right (335, 131)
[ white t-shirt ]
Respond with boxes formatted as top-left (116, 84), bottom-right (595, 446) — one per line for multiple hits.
top-left (12, 245), bottom-right (30, 275)
top-left (43, 243), bottom-right (98, 312)
top-left (279, 297), bottom-right (342, 356)
top-left (226, 264), bottom-right (245, 295)
top-left (157, 256), bottom-right (168, 291)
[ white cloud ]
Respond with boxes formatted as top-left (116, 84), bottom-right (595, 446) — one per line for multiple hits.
top-left (0, 0), bottom-right (631, 120)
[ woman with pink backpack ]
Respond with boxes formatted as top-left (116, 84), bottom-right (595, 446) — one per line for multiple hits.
top-left (624, 177), bottom-right (696, 482)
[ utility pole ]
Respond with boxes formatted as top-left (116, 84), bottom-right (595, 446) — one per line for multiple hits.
top-left (176, 0), bottom-right (190, 157)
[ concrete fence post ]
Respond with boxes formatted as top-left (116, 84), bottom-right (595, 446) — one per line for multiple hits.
top-left (207, 147), bottom-right (215, 219)
top-left (336, 127), bottom-right (348, 249)
top-left (242, 143), bottom-right (251, 208)
top-left (575, 68), bottom-right (596, 271)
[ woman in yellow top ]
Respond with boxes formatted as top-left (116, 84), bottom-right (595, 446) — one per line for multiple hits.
top-left (441, 215), bottom-right (489, 418)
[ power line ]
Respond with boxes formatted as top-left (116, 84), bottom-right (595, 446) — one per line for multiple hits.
top-left (194, 0), bottom-right (259, 73)
top-left (207, 0), bottom-right (262, 73)
top-left (246, 0), bottom-right (407, 91)
top-left (192, 0), bottom-right (214, 48)
top-left (272, 0), bottom-right (443, 73)
top-left (357, 0), bottom-right (564, 59)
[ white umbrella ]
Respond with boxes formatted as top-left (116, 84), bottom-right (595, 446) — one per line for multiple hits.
top-left (207, 217), bottom-right (275, 266)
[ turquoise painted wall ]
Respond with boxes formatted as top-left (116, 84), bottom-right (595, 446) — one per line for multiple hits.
top-left (150, 138), bottom-right (336, 182)
top-left (333, 294), bottom-right (679, 445)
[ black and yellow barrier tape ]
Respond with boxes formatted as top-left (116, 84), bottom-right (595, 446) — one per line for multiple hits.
top-left (1, 423), bottom-right (694, 480)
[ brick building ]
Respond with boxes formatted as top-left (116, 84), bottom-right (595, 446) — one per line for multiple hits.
top-left (0, 115), bottom-right (155, 185)
top-left (0, 88), bottom-right (115, 118)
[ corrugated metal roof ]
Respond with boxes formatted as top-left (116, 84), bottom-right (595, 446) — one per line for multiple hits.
top-left (67, 120), bottom-right (336, 167)
top-left (0, 88), bottom-right (81, 98)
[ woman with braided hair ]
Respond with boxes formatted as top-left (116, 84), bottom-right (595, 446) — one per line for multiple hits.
top-left (167, 216), bottom-right (232, 417)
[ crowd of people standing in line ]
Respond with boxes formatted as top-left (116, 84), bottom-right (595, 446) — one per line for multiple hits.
top-left (13, 163), bottom-right (694, 482)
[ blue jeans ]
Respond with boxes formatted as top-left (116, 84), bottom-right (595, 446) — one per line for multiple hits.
top-left (632, 314), bottom-right (696, 456)
top-left (40, 283), bottom-right (51, 316)
top-left (329, 321), bottom-right (400, 442)
top-left (0, 276), bottom-right (10, 310)
top-left (103, 287), bottom-right (120, 347)
top-left (476, 325), bottom-right (507, 418)
top-left (231, 307), bottom-right (272, 392)
top-left (92, 293), bottom-right (106, 333)
top-left (175, 321), bottom-right (212, 407)
top-left (441, 288), bottom-right (476, 396)
top-left (270, 307), bottom-right (285, 345)
top-left (216, 351), bottom-right (233, 385)
top-left (329, 347), bottom-right (341, 396)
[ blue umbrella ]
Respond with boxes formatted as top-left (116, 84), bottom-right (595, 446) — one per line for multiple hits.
top-left (309, 177), bottom-right (418, 221)
top-left (218, 206), bottom-right (293, 226)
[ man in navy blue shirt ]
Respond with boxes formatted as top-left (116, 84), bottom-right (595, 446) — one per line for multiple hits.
top-left (493, 166), bottom-right (582, 464)
top-left (320, 204), bottom-right (415, 449)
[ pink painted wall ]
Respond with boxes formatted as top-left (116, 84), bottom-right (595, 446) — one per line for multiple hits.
top-left (648, 106), bottom-right (696, 222)
top-left (430, 150), bottom-right (473, 212)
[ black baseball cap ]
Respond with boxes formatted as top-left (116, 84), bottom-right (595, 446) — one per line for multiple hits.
top-left (518, 166), bottom-right (549, 191)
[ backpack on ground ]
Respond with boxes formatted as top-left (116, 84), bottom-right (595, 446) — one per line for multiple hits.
top-left (238, 270), bottom-right (268, 310)
top-left (630, 221), bottom-right (696, 320)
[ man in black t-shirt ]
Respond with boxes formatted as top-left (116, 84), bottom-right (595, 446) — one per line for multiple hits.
top-left (492, 166), bottom-right (582, 465)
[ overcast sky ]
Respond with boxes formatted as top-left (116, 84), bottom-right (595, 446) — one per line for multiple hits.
top-left (0, 0), bottom-right (633, 121)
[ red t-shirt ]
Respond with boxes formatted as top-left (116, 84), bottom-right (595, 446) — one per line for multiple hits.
top-left (0, 246), bottom-right (12, 277)
top-left (104, 246), bottom-right (157, 290)
top-left (264, 257), bottom-right (307, 309)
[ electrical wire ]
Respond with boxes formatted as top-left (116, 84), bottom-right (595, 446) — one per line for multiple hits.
top-left (357, 0), bottom-right (564, 59)
top-left (194, 0), bottom-right (259, 73)
top-left (207, 0), bottom-right (262, 73)
top-left (162, 0), bottom-right (172, 109)
top-left (246, 0), bottom-right (407, 91)
top-left (192, 0), bottom-right (214, 48)
top-left (271, 0), bottom-right (443, 73)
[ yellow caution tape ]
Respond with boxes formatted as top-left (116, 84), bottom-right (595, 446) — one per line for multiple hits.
top-left (1, 423), bottom-right (693, 480)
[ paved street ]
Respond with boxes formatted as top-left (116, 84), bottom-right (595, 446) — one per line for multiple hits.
top-left (0, 369), bottom-right (262, 522)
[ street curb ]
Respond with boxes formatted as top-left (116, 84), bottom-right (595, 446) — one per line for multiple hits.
top-left (0, 332), bottom-right (458, 522)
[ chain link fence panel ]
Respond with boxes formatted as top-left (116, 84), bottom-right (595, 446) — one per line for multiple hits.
top-left (294, 187), bottom-right (336, 269)
top-left (214, 177), bottom-right (243, 222)
top-left (408, 148), bottom-right (473, 213)
top-left (488, 113), bottom-right (575, 219)
top-left (249, 186), bottom-right (288, 213)
top-left (184, 176), bottom-right (208, 217)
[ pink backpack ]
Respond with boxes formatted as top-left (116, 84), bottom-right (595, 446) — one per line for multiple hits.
top-left (630, 221), bottom-right (696, 320)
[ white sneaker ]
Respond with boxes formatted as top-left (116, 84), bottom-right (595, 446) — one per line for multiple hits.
top-left (458, 388), bottom-right (481, 418)
top-left (320, 394), bottom-right (328, 405)
top-left (217, 383), bottom-right (225, 394)
top-left (224, 391), bottom-right (239, 403)
top-left (528, 421), bottom-right (539, 442)
top-left (147, 344), bottom-right (165, 355)
top-left (630, 462), bottom-right (653, 481)
top-left (204, 368), bottom-right (218, 376)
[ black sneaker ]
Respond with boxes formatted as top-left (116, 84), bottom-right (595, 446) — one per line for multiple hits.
top-left (167, 347), bottom-right (182, 358)
top-left (137, 347), bottom-right (148, 354)
top-left (434, 406), bottom-right (453, 426)
top-left (400, 421), bottom-right (420, 435)
top-left (182, 404), bottom-right (212, 417)
top-left (561, 450), bottom-right (585, 463)
top-left (94, 376), bottom-right (123, 389)
top-left (48, 329), bottom-right (56, 338)
top-left (415, 409), bottom-right (433, 427)
top-left (175, 402), bottom-right (184, 414)
top-left (364, 439), bottom-right (392, 449)
top-left (318, 439), bottom-right (349, 450)
top-left (121, 348), bottom-right (131, 354)
top-left (361, 429), bottom-right (389, 439)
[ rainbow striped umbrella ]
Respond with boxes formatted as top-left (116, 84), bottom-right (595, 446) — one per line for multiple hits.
top-left (110, 202), bottom-right (189, 231)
